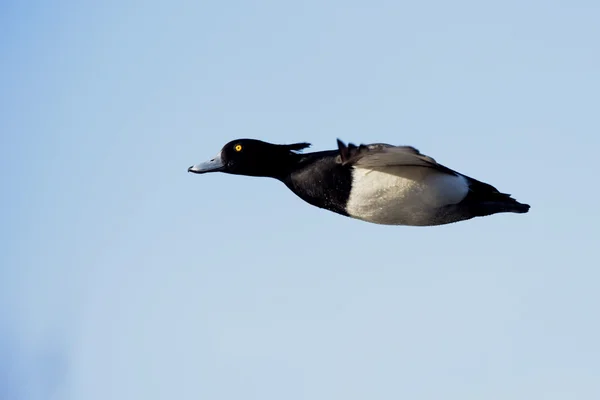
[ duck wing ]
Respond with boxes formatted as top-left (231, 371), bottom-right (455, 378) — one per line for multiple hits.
top-left (336, 139), bottom-right (457, 176)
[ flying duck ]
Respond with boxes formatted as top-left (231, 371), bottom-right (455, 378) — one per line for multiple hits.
top-left (188, 139), bottom-right (530, 226)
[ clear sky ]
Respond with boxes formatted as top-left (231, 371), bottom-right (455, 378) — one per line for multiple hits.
top-left (1, 0), bottom-right (599, 399)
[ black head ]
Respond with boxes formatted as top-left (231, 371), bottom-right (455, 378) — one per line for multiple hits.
top-left (188, 139), bottom-right (311, 178)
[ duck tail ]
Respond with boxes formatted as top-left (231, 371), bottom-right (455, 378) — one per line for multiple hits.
top-left (463, 177), bottom-right (530, 217)
top-left (474, 197), bottom-right (531, 216)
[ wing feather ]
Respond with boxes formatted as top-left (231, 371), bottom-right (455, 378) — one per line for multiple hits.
top-left (336, 139), bottom-right (456, 175)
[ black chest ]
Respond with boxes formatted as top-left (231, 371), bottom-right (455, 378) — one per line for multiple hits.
top-left (282, 156), bottom-right (353, 216)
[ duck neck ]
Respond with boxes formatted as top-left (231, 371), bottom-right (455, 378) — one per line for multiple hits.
top-left (240, 152), bottom-right (300, 181)
top-left (267, 154), bottom-right (300, 181)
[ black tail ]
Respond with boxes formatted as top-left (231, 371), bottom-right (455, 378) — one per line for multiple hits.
top-left (463, 177), bottom-right (530, 217)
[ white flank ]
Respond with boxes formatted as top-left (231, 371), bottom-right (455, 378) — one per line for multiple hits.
top-left (345, 166), bottom-right (469, 225)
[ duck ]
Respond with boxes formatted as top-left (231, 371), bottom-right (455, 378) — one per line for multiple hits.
top-left (188, 138), bottom-right (530, 226)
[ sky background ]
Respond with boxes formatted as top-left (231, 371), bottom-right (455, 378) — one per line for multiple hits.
top-left (1, 0), bottom-right (599, 399)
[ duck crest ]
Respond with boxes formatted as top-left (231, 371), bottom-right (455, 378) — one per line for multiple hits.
top-left (281, 142), bottom-right (312, 153)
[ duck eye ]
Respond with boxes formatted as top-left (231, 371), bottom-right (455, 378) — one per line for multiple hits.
top-left (234, 144), bottom-right (243, 152)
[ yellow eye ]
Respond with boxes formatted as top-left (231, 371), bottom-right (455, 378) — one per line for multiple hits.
top-left (234, 144), bottom-right (243, 152)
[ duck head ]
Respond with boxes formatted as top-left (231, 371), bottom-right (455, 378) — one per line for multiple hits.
top-left (188, 139), bottom-right (311, 178)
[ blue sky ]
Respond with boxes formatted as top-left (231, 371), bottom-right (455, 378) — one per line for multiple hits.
top-left (1, 0), bottom-right (599, 399)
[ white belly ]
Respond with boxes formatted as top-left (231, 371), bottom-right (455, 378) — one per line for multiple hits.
top-left (345, 166), bottom-right (469, 226)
